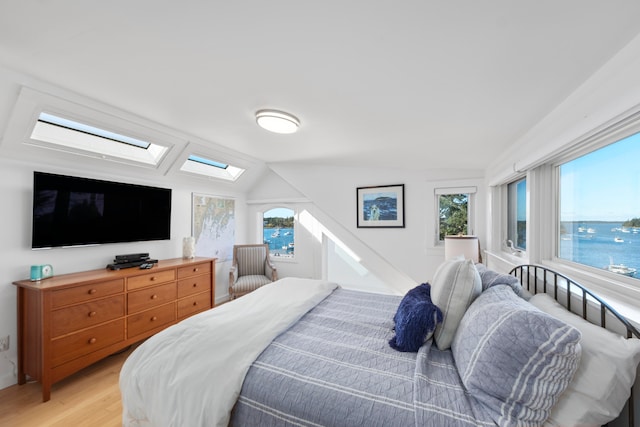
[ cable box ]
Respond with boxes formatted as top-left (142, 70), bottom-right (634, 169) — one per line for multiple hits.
top-left (114, 253), bottom-right (149, 261)
top-left (107, 259), bottom-right (157, 270)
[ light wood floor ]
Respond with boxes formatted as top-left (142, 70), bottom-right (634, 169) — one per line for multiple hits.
top-left (0, 345), bottom-right (135, 427)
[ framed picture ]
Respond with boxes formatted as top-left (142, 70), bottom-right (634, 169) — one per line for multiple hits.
top-left (356, 184), bottom-right (405, 228)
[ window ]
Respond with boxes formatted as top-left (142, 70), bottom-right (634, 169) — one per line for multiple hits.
top-left (263, 207), bottom-right (295, 258)
top-left (180, 154), bottom-right (245, 181)
top-left (437, 192), bottom-right (470, 241)
top-left (30, 112), bottom-right (169, 166)
top-left (507, 178), bottom-right (527, 251)
top-left (558, 131), bottom-right (640, 279)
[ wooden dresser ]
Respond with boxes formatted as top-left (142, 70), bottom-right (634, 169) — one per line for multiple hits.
top-left (12, 257), bottom-right (215, 402)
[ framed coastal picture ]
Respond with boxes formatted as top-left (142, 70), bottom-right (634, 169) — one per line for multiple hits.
top-left (356, 184), bottom-right (405, 228)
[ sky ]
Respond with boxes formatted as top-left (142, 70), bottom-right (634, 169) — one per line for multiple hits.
top-left (560, 131), bottom-right (640, 222)
top-left (265, 207), bottom-right (294, 218)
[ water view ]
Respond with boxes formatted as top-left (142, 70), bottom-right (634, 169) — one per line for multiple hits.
top-left (560, 221), bottom-right (640, 277)
top-left (264, 227), bottom-right (294, 258)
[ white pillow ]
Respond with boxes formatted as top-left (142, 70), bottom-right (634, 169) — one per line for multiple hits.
top-left (431, 258), bottom-right (481, 350)
top-left (529, 293), bottom-right (640, 427)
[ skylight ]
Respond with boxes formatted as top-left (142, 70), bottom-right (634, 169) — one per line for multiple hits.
top-left (180, 154), bottom-right (245, 181)
top-left (187, 154), bottom-right (228, 169)
top-left (30, 112), bottom-right (169, 166)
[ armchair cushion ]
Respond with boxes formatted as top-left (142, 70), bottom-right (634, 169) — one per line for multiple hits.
top-left (233, 275), bottom-right (274, 295)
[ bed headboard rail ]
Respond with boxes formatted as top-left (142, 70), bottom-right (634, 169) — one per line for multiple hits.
top-left (509, 264), bottom-right (640, 427)
top-left (510, 264), bottom-right (640, 339)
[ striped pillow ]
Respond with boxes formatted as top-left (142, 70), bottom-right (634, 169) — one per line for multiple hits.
top-left (451, 285), bottom-right (582, 427)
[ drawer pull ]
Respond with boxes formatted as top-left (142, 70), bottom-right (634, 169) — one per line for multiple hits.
top-left (150, 276), bottom-right (156, 281)
top-left (151, 316), bottom-right (157, 322)
top-left (88, 338), bottom-right (97, 344)
top-left (192, 283), bottom-right (197, 288)
top-left (88, 289), bottom-right (97, 295)
top-left (192, 302), bottom-right (198, 306)
top-left (193, 268), bottom-right (199, 272)
top-left (88, 311), bottom-right (97, 317)
top-left (151, 294), bottom-right (158, 300)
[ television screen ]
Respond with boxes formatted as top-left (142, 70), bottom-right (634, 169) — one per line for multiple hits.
top-left (32, 172), bottom-right (172, 249)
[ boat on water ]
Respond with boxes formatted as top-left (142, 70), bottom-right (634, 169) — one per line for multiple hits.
top-left (606, 264), bottom-right (637, 277)
top-left (271, 228), bottom-right (280, 238)
top-left (614, 236), bottom-right (624, 243)
top-left (587, 227), bottom-right (597, 234)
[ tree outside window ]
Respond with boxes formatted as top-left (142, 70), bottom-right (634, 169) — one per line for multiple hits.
top-left (438, 193), bottom-right (469, 241)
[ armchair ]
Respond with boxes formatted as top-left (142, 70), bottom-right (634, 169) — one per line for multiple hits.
top-left (229, 244), bottom-right (278, 299)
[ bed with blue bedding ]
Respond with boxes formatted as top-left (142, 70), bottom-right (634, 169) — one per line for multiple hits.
top-left (120, 262), bottom-right (640, 427)
top-left (231, 288), bottom-right (495, 426)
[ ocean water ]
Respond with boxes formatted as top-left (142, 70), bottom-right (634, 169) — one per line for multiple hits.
top-left (560, 222), bottom-right (640, 276)
top-left (263, 227), bottom-right (294, 257)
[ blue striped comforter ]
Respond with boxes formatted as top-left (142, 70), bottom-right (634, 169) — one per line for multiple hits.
top-left (230, 288), bottom-right (495, 426)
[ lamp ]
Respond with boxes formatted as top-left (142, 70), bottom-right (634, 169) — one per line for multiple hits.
top-left (444, 235), bottom-right (481, 263)
top-left (255, 109), bottom-right (300, 134)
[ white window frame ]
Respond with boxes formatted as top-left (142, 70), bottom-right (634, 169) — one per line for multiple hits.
top-left (491, 110), bottom-right (640, 302)
top-left (506, 176), bottom-right (528, 253)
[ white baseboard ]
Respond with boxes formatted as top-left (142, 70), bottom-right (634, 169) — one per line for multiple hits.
top-left (0, 371), bottom-right (16, 391)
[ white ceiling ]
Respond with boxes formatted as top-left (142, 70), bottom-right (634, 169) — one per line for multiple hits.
top-left (1, 1), bottom-right (640, 172)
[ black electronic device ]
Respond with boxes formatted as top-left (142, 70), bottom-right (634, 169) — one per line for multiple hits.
top-left (106, 258), bottom-right (158, 270)
top-left (115, 253), bottom-right (150, 262)
top-left (31, 172), bottom-right (172, 249)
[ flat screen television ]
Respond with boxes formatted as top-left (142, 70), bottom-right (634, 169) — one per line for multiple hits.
top-left (32, 172), bottom-right (172, 249)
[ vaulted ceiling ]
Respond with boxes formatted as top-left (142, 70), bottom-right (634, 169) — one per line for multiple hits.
top-left (2, 1), bottom-right (640, 172)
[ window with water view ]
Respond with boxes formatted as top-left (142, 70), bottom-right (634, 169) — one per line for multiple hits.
top-left (559, 131), bottom-right (640, 278)
top-left (263, 207), bottom-right (295, 258)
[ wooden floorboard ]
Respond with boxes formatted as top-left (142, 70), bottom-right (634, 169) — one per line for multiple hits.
top-left (0, 345), bottom-right (135, 427)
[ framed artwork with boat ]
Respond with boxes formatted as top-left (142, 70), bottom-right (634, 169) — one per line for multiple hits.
top-left (356, 184), bottom-right (405, 228)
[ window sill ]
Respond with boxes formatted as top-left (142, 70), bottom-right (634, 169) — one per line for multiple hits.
top-left (485, 250), bottom-right (640, 330)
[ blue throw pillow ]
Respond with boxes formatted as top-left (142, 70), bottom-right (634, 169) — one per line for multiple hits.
top-left (389, 283), bottom-right (443, 352)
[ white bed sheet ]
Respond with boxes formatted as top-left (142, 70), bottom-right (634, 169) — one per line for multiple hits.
top-left (119, 277), bottom-right (338, 427)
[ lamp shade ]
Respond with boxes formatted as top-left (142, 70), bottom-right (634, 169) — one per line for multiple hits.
top-left (444, 235), bottom-right (480, 263)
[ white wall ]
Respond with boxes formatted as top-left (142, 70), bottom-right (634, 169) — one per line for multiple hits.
top-left (267, 163), bottom-right (486, 286)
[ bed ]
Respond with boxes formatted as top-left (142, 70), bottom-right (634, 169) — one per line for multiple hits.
top-left (119, 261), bottom-right (640, 427)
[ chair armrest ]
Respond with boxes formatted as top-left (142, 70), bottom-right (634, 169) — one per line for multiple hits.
top-left (265, 259), bottom-right (277, 281)
top-left (229, 265), bottom-right (238, 284)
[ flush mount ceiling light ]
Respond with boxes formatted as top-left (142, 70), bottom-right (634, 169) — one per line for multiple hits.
top-left (255, 109), bottom-right (300, 134)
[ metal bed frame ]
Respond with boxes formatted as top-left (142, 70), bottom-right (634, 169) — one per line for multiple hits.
top-left (510, 264), bottom-right (640, 427)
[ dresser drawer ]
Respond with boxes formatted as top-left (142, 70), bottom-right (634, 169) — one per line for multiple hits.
top-left (177, 274), bottom-right (211, 298)
top-left (127, 282), bottom-right (176, 314)
top-left (177, 262), bottom-right (211, 279)
top-left (51, 319), bottom-right (125, 367)
top-left (127, 303), bottom-right (176, 338)
top-left (178, 291), bottom-right (211, 319)
top-left (51, 279), bottom-right (124, 308)
top-left (52, 295), bottom-right (125, 337)
top-left (127, 269), bottom-right (176, 291)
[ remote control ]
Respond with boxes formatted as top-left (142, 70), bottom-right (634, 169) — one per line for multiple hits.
top-left (139, 263), bottom-right (153, 269)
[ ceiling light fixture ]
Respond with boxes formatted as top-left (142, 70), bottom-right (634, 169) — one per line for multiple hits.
top-left (255, 109), bottom-right (300, 134)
